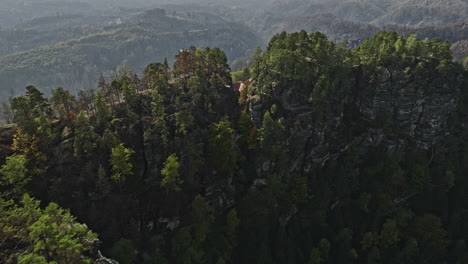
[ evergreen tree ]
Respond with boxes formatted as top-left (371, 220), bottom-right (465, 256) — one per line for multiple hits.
top-left (110, 143), bottom-right (134, 184)
top-left (208, 119), bottom-right (238, 172)
top-left (51, 87), bottom-right (76, 124)
top-left (73, 111), bottom-right (99, 156)
top-left (0, 195), bottom-right (97, 263)
top-left (148, 90), bottom-right (169, 143)
top-left (161, 154), bottom-right (182, 192)
top-left (94, 90), bottom-right (112, 129)
top-left (175, 110), bottom-right (194, 136)
top-left (0, 154), bottom-right (29, 199)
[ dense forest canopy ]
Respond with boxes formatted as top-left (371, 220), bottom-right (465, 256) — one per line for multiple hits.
top-left (1, 30), bottom-right (468, 263)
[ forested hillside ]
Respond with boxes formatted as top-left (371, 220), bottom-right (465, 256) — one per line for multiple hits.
top-left (256, 0), bottom-right (468, 26)
top-left (1, 31), bottom-right (468, 263)
top-left (250, 0), bottom-right (468, 59)
top-left (0, 8), bottom-right (261, 98)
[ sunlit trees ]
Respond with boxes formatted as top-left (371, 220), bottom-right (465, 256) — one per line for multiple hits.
top-left (0, 194), bottom-right (98, 263)
top-left (11, 129), bottom-right (48, 179)
top-left (0, 154), bottom-right (29, 199)
top-left (10, 86), bottom-right (51, 135)
top-left (161, 153), bottom-right (182, 192)
top-left (110, 143), bottom-right (134, 184)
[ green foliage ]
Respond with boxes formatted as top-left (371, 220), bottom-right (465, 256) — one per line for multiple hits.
top-left (25, 86), bottom-right (51, 117)
top-left (171, 227), bottom-right (195, 264)
top-left (231, 67), bottom-right (250, 83)
top-left (225, 209), bottom-right (240, 243)
top-left (287, 175), bottom-right (310, 204)
top-left (361, 232), bottom-right (379, 251)
top-left (108, 238), bottom-right (136, 264)
top-left (237, 111), bottom-right (256, 150)
top-left (175, 110), bottom-right (194, 136)
top-left (11, 130), bottom-right (48, 178)
top-left (191, 195), bottom-right (214, 243)
top-left (10, 96), bottom-right (35, 131)
top-left (10, 86), bottom-right (51, 135)
top-left (149, 235), bottom-right (168, 264)
top-left (258, 110), bottom-right (286, 159)
top-left (28, 202), bottom-right (97, 263)
top-left (34, 114), bottom-right (54, 143)
top-left (110, 143), bottom-right (134, 184)
top-left (187, 75), bottom-right (207, 109)
top-left (380, 219), bottom-right (399, 248)
top-left (407, 163), bottom-right (428, 192)
top-left (17, 253), bottom-right (51, 264)
top-left (51, 87), bottom-right (76, 123)
top-left (161, 154), bottom-right (182, 192)
top-left (73, 111), bottom-right (98, 156)
top-left (408, 214), bottom-right (448, 261)
top-left (0, 154), bottom-right (29, 199)
top-left (145, 62), bottom-right (168, 77)
top-left (94, 90), bottom-right (112, 128)
top-left (251, 31), bottom-right (349, 113)
top-left (148, 90), bottom-right (169, 143)
top-left (0, 194), bottom-right (97, 263)
top-left (208, 119), bottom-right (238, 172)
top-left (318, 239), bottom-right (331, 260)
top-left (309, 248), bottom-right (323, 264)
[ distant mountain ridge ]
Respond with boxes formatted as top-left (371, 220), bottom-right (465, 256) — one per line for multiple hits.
top-left (0, 8), bottom-right (262, 97)
top-left (264, 0), bottom-right (468, 25)
top-left (248, 0), bottom-right (468, 59)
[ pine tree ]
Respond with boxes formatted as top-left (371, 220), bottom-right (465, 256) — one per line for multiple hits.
top-left (110, 143), bottom-right (134, 184)
top-left (73, 111), bottom-right (98, 156)
top-left (208, 119), bottom-right (238, 172)
top-left (161, 154), bottom-right (182, 192)
top-left (0, 154), bottom-right (29, 199)
top-left (51, 87), bottom-right (76, 124)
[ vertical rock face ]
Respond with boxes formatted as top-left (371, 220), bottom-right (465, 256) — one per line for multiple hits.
top-left (359, 66), bottom-right (462, 150)
top-left (254, 66), bottom-right (463, 172)
top-left (95, 251), bottom-right (119, 264)
top-left (248, 31), bottom-right (465, 172)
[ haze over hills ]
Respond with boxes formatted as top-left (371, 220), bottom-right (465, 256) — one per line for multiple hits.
top-left (261, 0), bottom-right (468, 26)
top-left (0, 0), bottom-right (466, 97)
top-left (0, 7), bottom-right (262, 96)
top-left (249, 0), bottom-right (468, 58)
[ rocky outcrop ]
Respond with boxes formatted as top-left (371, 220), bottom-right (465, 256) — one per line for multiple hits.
top-left (95, 251), bottom-right (119, 264)
top-left (358, 66), bottom-right (462, 150)
top-left (249, 63), bottom-right (464, 172)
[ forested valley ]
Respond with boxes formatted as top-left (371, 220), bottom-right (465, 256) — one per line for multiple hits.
top-left (0, 30), bottom-right (468, 263)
